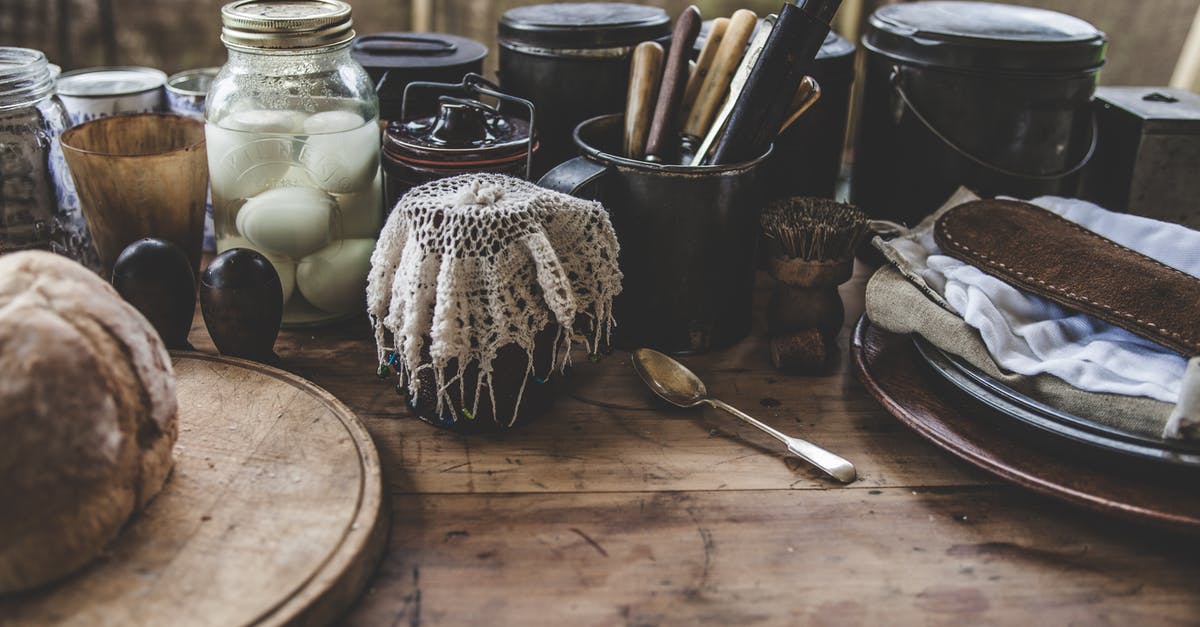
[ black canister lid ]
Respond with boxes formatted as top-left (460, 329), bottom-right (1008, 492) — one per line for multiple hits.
top-left (499, 3), bottom-right (670, 50)
top-left (386, 97), bottom-right (534, 165)
top-left (865, 1), bottom-right (1106, 74)
top-left (352, 33), bottom-right (487, 74)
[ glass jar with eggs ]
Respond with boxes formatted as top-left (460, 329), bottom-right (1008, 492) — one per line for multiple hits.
top-left (206, 0), bottom-right (382, 326)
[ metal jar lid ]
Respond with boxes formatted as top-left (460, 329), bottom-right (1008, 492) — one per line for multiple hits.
top-left (499, 3), bottom-right (670, 51)
top-left (386, 97), bottom-right (535, 172)
top-left (220, 0), bottom-right (355, 51)
top-left (57, 66), bottom-right (167, 97)
top-left (864, 1), bottom-right (1106, 75)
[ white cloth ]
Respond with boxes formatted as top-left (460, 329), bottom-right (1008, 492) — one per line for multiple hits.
top-left (884, 194), bottom-right (1200, 405)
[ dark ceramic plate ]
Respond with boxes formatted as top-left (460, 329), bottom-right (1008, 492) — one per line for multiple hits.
top-left (913, 336), bottom-right (1200, 468)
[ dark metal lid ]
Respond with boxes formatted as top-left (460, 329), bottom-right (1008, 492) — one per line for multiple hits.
top-left (499, 3), bottom-right (670, 50)
top-left (1096, 87), bottom-right (1200, 135)
top-left (864, 1), bottom-right (1106, 74)
top-left (352, 33), bottom-right (487, 73)
top-left (386, 96), bottom-right (534, 165)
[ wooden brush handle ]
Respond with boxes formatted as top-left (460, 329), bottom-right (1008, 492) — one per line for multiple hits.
top-left (623, 41), bottom-right (664, 159)
top-left (682, 17), bottom-right (727, 117)
top-left (682, 9), bottom-right (757, 139)
top-left (645, 5), bottom-right (702, 161)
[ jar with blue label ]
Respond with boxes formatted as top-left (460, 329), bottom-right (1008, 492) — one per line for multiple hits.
top-left (206, 0), bottom-right (382, 326)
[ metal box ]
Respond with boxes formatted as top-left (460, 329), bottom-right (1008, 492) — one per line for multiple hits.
top-left (1081, 86), bottom-right (1200, 228)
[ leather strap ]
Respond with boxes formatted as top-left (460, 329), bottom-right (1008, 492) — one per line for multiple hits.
top-left (934, 199), bottom-right (1200, 356)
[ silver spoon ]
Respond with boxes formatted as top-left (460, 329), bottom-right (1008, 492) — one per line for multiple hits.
top-left (631, 348), bottom-right (857, 483)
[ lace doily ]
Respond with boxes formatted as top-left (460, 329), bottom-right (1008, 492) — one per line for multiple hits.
top-left (367, 173), bottom-right (622, 425)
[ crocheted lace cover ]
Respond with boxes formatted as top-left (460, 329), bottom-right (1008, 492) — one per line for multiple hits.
top-left (367, 174), bottom-right (622, 424)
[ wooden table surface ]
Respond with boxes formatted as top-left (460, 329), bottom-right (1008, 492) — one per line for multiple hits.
top-left (188, 264), bottom-right (1200, 626)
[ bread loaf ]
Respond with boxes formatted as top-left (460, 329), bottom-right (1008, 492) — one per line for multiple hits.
top-left (0, 251), bottom-right (178, 593)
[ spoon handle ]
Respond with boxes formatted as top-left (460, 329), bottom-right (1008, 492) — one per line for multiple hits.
top-left (708, 399), bottom-right (857, 483)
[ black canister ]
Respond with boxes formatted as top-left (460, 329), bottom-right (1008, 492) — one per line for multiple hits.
top-left (383, 76), bottom-right (536, 208)
top-left (351, 33), bottom-right (488, 122)
top-left (851, 1), bottom-right (1106, 225)
top-left (498, 3), bottom-right (670, 175)
top-left (770, 31), bottom-right (854, 199)
top-left (539, 114), bottom-right (772, 355)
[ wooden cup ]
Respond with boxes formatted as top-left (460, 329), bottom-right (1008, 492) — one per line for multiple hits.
top-left (60, 113), bottom-right (208, 276)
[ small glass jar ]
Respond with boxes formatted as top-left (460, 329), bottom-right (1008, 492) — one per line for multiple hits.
top-left (206, 0), bottom-right (382, 326)
top-left (0, 47), bottom-right (96, 269)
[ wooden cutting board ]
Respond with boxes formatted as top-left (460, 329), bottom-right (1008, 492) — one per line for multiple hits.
top-left (1, 352), bottom-right (388, 626)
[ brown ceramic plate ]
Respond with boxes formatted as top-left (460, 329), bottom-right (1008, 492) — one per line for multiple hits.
top-left (852, 314), bottom-right (1200, 534)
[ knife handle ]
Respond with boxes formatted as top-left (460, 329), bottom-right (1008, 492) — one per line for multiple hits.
top-left (778, 76), bottom-right (821, 135)
top-left (681, 9), bottom-right (757, 139)
top-left (681, 17), bottom-right (728, 118)
top-left (623, 41), bottom-right (664, 159)
top-left (645, 5), bottom-right (702, 162)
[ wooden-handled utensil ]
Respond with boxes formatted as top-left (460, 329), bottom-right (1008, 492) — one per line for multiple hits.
top-left (681, 9), bottom-right (757, 145)
top-left (681, 17), bottom-right (728, 118)
top-left (778, 76), bottom-right (821, 135)
top-left (623, 41), bottom-right (664, 159)
top-left (645, 5), bottom-right (702, 163)
top-left (690, 13), bottom-right (776, 166)
top-left (709, 0), bottom-right (841, 165)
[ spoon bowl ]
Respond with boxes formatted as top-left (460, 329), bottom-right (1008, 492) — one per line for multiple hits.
top-left (631, 347), bottom-right (708, 407)
top-left (630, 348), bottom-right (856, 483)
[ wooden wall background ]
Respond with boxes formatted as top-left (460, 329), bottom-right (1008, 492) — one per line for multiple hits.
top-left (1, 0), bottom-right (1196, 86)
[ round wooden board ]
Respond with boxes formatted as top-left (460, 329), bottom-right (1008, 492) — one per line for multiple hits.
top-left (852, 315), bottom-right (1200, 534)
top-left (2, 352), bottom-right (388, 626)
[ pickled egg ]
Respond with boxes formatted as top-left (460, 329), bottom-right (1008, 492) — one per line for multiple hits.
top-left (216, 234), bottom-right (296, 304)
top-left (299, 111), bottom-right (379, 194)
top-left (206, 109), bottom-right (307, 199)
top-left (296, 238), bottom-right (375, 313)
top-left (334, 172), bottom-right (383, 238)
top-left (236, 186), bottom-right (335, 259)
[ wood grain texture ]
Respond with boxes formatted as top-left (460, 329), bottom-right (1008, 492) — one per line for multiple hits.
top-left (0, 353), bottom-right (387, 627)
top-left (167, 262), bottom-right (1200, 625)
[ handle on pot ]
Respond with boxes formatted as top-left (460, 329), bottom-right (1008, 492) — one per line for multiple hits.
top-left (890, 66), bottom-right (1097, 181)
top-left (538, 156), bottom-right (610, 197)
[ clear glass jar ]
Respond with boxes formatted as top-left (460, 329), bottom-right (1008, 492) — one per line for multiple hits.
top-left (206, 0), bottom-right (382, 326)
top-left (0, 47), bottom-right (97, 269)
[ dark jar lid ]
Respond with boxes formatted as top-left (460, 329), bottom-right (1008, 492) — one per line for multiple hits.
top-left (385, 96), bottom-right (536, 169)
top-left (864, 1), bottom-right (1106, 75)
top-left (499, 3), bottom-right (670, 50)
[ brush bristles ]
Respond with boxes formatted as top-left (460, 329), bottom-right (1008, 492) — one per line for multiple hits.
top-left (761, 198), bottom-right (869, 262)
